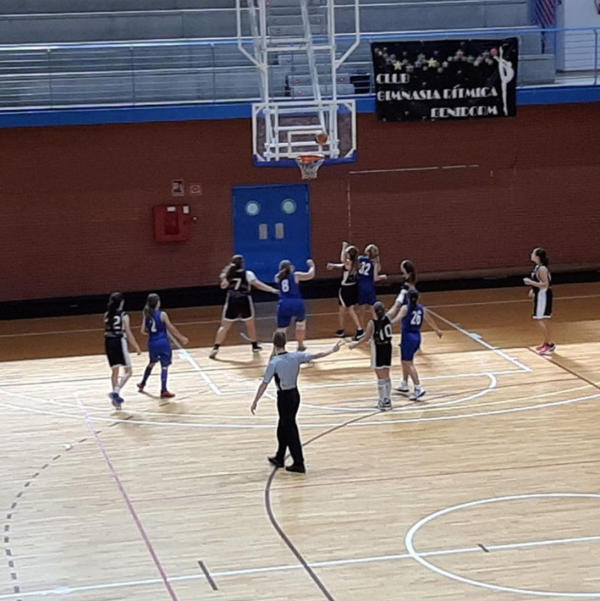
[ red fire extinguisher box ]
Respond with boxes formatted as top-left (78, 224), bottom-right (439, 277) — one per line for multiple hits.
top-left (153, 204), bottom-right (194, 242)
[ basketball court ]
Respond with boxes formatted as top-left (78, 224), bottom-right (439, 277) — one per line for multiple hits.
top-left (1, 282), bottom-right (599, 600)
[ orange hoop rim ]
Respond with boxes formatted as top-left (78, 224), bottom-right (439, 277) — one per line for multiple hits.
top-left (297, 154), bottom-right (325, 164)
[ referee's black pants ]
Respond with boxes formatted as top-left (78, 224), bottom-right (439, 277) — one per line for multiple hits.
top-left (275, 388), bottom-right (304, 467)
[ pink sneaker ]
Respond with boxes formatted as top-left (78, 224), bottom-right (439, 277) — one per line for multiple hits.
top-left (535, 343), bottom-right (547, 352)
top-left (538, 344), bottom-right (554, 355)
top-left (161, 390), bottom-right (176, 399)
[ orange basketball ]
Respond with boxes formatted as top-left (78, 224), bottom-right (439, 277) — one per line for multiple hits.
top-left (316, 132), bottom-right (328, 145)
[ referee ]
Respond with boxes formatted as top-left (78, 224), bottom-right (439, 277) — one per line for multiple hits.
top-left (251, 331), bottom-right (342, 473)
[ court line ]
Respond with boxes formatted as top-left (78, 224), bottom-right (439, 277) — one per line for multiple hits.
top-left (529, 348), bottom-right (600, 392)
top-left (1, 293), bottom-right (598, 338)
top-left (174, 346), bottom-right (276, 401)
top-left (427, 308), bottom-right (532, 373)
top-left (2, 388), bottom-right (599, 430)
top-left (77, 397), bottom-right (180, 601)
top-left (1, 374), bottom-right (585, 426)
top-left (197, 560), bottom-right (218, 591)
top-left (303, 373), bottom-right (497, 413)
top-left (4, 513), bottom-right (599, 596)
top-left (264, 410), bottom-right (380, 601)
top-left (405, 493), bottom-right (600, 598)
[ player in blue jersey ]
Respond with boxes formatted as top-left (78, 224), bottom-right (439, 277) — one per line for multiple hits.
top-left (275, 258), bottom-right (315, 351)
top-left (387, 259), bottom-right (419, 393)
top-left (357, 244), bottom-right (387, 329)
top-left (327, 241), bottom-right (363, 340)
top-left (349, 301), bottom-right (394, 411)
top-left (104, 292), bottom-right (141, 410)
top-left (137, 293), bottom-right (189, 400)
top-left (391, 290), bottom-right (442, 401)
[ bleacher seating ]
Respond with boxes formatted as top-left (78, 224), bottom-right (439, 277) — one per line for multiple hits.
top-left (0, 0), bottom-right (556, 108)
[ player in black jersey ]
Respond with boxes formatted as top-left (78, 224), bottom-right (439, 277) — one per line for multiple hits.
top-left (348, 301), bottom-right (394, 410)
top-left (327, 241), bottom-right (364, 340)
top-left (523, 247), bottom-right (555, 354)
top-left (210, 255), bottom-right (278, 359)
top-left (104, 292), bottom-right (141, 409)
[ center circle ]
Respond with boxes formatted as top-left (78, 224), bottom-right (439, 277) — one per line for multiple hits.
top-left (405, 493), bottom-right (600, 598)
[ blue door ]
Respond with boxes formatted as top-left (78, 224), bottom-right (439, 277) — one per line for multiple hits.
top-left (232, 184), bottom-right (311, 283)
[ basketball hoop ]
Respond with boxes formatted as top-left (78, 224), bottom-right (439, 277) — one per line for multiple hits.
top-left (295, 154), bottom-right (325, 180)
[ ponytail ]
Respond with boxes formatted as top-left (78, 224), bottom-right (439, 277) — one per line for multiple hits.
top-left (106, 292), bottom-right (123, 319)
top-left (143, 293), bottom-right (160, 320)
top-left (346, 245), bottom-right (359, 274)
top-left (533, 247), bottom-right (549, 267)
top-left (401, 259), bottom-right (417, 285)
top-left (222, 254), bottom-right (244, 283)
top-left (276, 259), bottom-right (293, 282)
top-left (407, 289), bottom-right (420, 308)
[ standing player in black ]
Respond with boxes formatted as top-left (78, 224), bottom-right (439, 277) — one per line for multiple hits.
top-left (349, 301), bottom-right (394, 410)
top-left (523, 247), bottom-right (555, 355)
top-left (327, 241), bottom-right (364, 340)
top-left (104, 292), bottom-right (141, 409)
top-left (210, 255), bottom-right (278, 359)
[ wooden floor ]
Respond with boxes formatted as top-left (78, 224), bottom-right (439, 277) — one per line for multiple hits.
top-left (1, 282), bottom-right (600, 601)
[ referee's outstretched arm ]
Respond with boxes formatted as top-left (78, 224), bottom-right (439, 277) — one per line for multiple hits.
top-left (250, 340), bottom-right (343, 414)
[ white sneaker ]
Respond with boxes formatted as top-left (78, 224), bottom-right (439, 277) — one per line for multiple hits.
top-left (377, 399), bottom-right (386, 411)
top-left (409, 388), bottom-right (426, 401)
top-left (395, 383), bottom-right (409, 394)
top-left (383, 398), bottom-right (392, 411)
top-left (209, 347), bottom-right (218, 359)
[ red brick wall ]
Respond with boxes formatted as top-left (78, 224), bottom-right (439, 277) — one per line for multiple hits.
top-left (1, 103), bottom-right (599, 301)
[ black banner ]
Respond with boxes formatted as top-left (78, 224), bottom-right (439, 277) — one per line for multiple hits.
top-left (372, 38), bottom-right (518, 121)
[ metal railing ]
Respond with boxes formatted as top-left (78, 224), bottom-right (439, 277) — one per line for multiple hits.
top-left (0, 26), bottom-right (598, 110)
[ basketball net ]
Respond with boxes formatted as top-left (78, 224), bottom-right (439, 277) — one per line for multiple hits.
top-left (296, 154), bottom-right (325, 180)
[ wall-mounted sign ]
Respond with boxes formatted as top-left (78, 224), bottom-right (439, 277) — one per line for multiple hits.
top-left (372, 38), bottom-right (518, 122)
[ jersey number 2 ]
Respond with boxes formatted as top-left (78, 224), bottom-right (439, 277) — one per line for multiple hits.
top-left (410, 312), bottom-right (422, 326)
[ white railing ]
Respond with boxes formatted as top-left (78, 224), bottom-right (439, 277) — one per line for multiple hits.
top-left (0, 26), bottom-right (597, 109)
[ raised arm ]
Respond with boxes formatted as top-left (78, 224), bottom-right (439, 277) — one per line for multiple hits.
top-left (340, 240), bottom-right (349, 262)
top-left (327, 262), bottom-right (344, 271)
top-left (162, 312), bottom-right (189, 345)
top-left (349, 321), bottom-right (374, 349)
top-left (123, 314), bottom-right (141, 354)
top-left (296, 259), bottom-right (316, 282)
top-left (423, 308), bottom-right (443, 338)
top-left (390, 304), bottom-right (408, 326)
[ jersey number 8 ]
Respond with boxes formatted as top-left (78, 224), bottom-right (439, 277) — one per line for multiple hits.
top-left (281, 279), bottom-right (290, 293)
